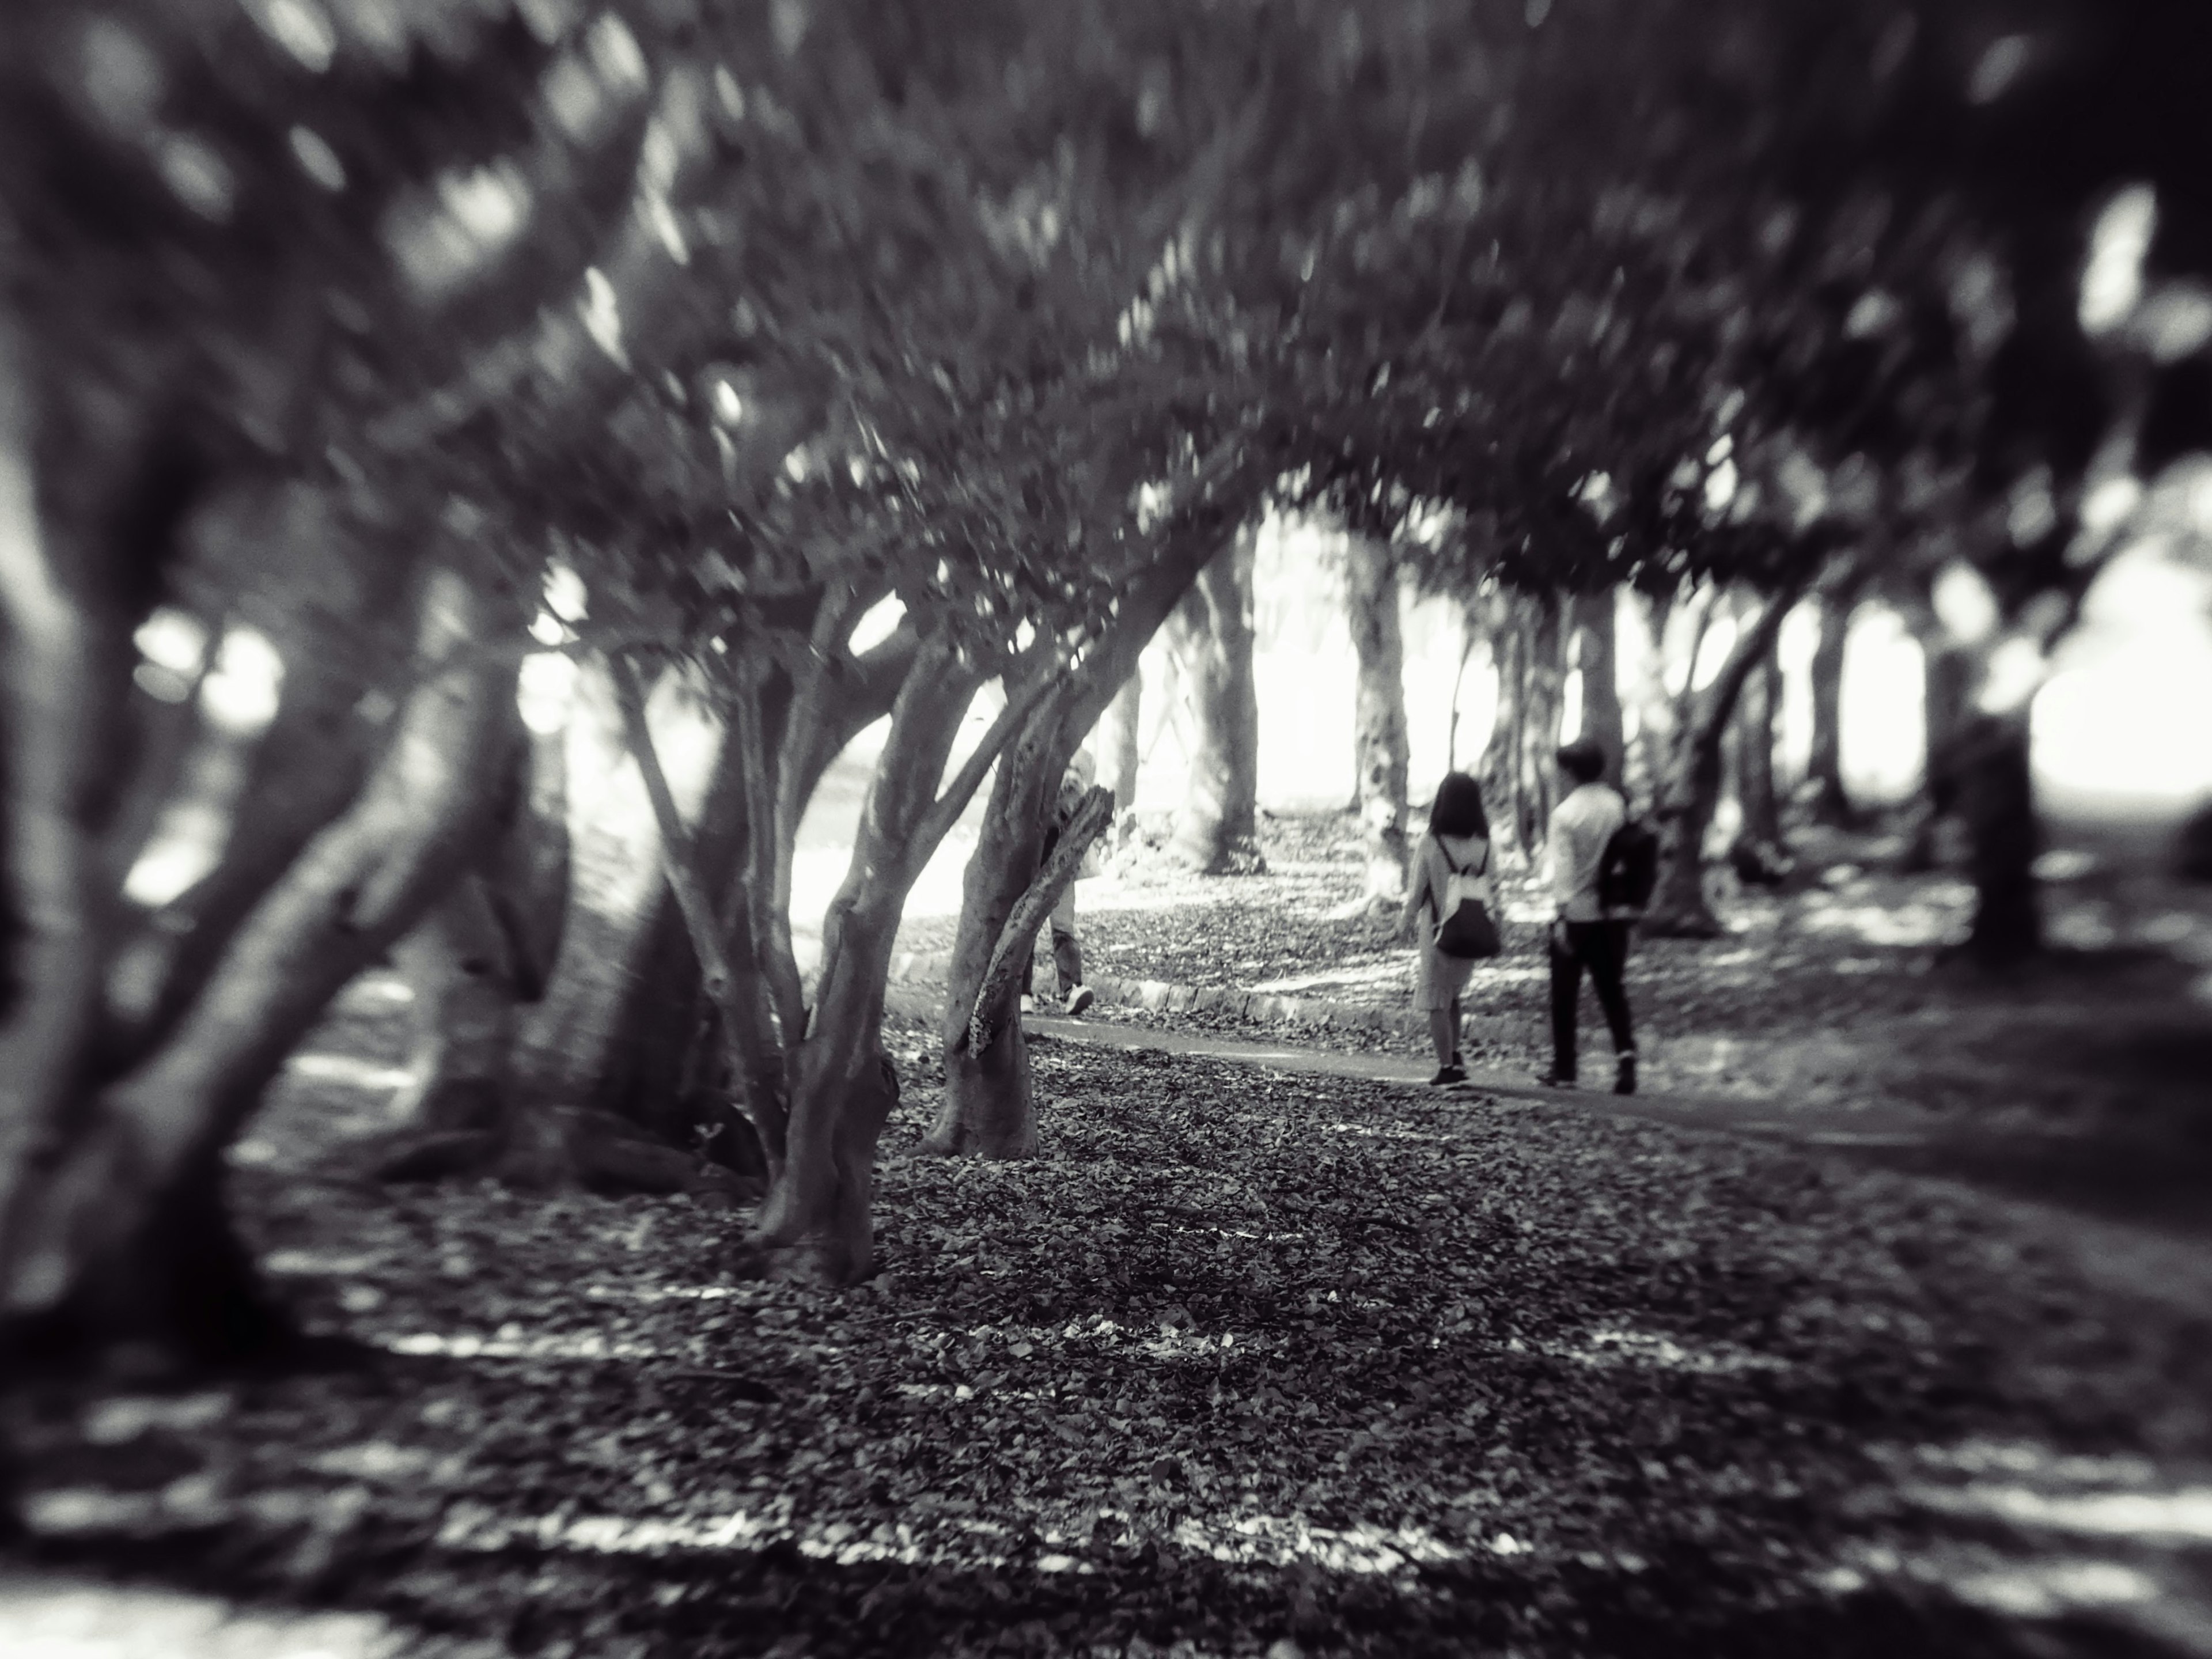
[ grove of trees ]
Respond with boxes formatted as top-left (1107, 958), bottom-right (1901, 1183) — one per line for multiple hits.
top-left (3, 0), bottom-right (2207, 1363)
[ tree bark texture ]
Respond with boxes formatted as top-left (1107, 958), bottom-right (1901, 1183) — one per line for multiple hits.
top-left (1343, 534), bottom-right (1409, 910)
top-left (751, 636), bottom-right (993, 1285)
top-left (1566, 589), bottom-right (1624, 787)
top-left (3, 559), bottom-right (526, 1357)
top-left (1166, 531), bottom-right (1264, 874)
top-left (1805, 592), bottom-right (1857, 826)
top-left (1515, 590), bottom-right (1564, 857)
top-left (1644, 577), bottom-right (1816, 938)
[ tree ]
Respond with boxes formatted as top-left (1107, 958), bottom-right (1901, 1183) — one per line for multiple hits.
top-left (1567, 589), bottom-right (1626, 788)
top-left (1343, 533), bottom-right (1410, 911)
top-left (0, 0), bottom-right (707, 1362)
top-left (1165, 531), bottom-right (1266, 875)
top-left (1803, 589), bottom-right (1861, 827)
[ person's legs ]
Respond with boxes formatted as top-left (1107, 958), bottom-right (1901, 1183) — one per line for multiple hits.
top-left (1572, 921), bottom-right (1636, 1092)
top-left (1050, 887), bottom-right (1091, 1012)
top-left (1547, 925), bottom-right (1584, 1080)
top-left (1580, 922), bottom-right (1634, 1054)
top-left (1050, 923), bottom-right (1083, 996)
top-left (1418, 953), bottom-right (1464, 1082)
top-left (1426, 1006), bottom-right (1456, 1066)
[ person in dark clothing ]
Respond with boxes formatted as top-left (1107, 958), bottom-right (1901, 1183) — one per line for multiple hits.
top-left (1538, 738), bottom-right (1637, 1094)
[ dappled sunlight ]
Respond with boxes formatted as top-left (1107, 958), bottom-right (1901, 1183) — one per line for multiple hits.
top-left (1797, 886), bottom-right (1973, 948)
top-left (0, 1571), bottom-right (408, 1659)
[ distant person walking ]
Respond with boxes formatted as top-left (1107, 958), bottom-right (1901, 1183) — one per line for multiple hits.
top-left (1025, 748), bottom-right (1098, 1016)
top-left (1396, 771), bottom-right (1499, 1086)
top-left (1539, 738), bottom-right (1637, 1094)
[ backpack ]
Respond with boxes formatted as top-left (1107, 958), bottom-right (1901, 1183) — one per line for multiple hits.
top-left (1597, 817), bottom-right (1660, 915)
top-left (1431, 841), bottom-right (1502, 959)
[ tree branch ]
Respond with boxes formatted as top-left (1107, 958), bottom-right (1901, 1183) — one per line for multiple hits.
top-left (908, 661), bottom-right (1060, 860)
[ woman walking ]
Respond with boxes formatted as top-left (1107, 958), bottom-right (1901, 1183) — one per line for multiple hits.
top-left (1395, 771), bottom-right (1498, 1086)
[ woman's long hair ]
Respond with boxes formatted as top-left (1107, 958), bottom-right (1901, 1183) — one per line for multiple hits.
top-left (1429, 771), bottom-right (1490, 840)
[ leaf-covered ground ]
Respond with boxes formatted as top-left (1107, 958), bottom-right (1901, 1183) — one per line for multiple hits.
top-left (899, 811), bottom-right (2212, 1149)
top-left (7, 999), bottom-right (2212, 1657)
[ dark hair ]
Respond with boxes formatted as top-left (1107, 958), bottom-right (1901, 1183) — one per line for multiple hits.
top-left (1556, 738), bottom-right (1606, 785)
top-left (1429, 771), bottom-right (1490, 839)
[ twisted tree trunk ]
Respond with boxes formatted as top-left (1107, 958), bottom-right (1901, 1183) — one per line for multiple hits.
top-left (4, 559), bottom-right (525, 1363)
top-left (930, 526), bottom-right (1230, 1163)
top-left (1644, 574), bottom-right (1821, 937)
top-left (747, 635), bottom-right (998, 1285)
top-left (1344, 533), bottom-right (1409, 912)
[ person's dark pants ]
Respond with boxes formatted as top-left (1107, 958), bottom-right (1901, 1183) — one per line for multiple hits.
top-left (1550, 921), bottom-right (1634, 1078)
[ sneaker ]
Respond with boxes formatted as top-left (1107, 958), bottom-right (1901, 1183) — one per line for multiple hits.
top-left (1426, 1065), bottom-right (1467, 1088)
top-left (1533, 1067), bottom-right (1577, 1089)
top-left (1613, 1052), bottom-right (1638, 1096)
top-left (1063, 986), bottom-right (1095, 1016)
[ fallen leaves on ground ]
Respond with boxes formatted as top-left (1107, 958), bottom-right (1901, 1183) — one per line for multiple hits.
top-left (8, 1016), bottom-right (2212, 1657)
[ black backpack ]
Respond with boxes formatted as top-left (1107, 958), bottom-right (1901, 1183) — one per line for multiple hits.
top-left (1431, 842), bottom-right (1502, 959)
top-left (1597, 817), bottom-right (1660, 915)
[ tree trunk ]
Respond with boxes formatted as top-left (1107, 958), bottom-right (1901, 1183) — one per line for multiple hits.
top-left (1516, 590), bottom-right (1564, 857)
top-left (373, 719), bottom-right (573, 1184)
top-left (1935, 711), bottom-right (2043, 969)
top-left (1900, 604), bottom-right (1976, 873)
top-left (1094, 668), bottom-right (1142, 822)
top-left (2, 558), bottom-right (525, 1362)
top-left (1567, 588), bottom-right (1624, 785)
top-left (1344, 533), bottom-right (1409, 911)
top-left (748, 637), bottom-right (991, 1285)
top-left (1735, 629), bottom-right (1782, 848)
top-left (112, 483), bottom-right (419, 1070)
top-left (0, 328), bottom-right (116, 1285)
top-left (1480, 590), bottom-right (1527, 867)
top-left (1805, 592), bottom-right (1857, 827)
top-left (930, 533), bottom-right (1223, 1164)
top-left (1643, 578), bottom-right (1816, 938)
top-left (1168, 531), bottom-right (1264, 874)
top-left (1622, 589), bottom-right (1675, 815)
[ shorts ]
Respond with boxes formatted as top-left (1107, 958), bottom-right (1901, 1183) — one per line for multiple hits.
top-left (1416, 937), bottom-right (1476, 1010)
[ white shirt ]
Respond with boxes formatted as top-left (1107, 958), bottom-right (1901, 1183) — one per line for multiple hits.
top-left (1547, 783), bottom-right (1626, 922)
